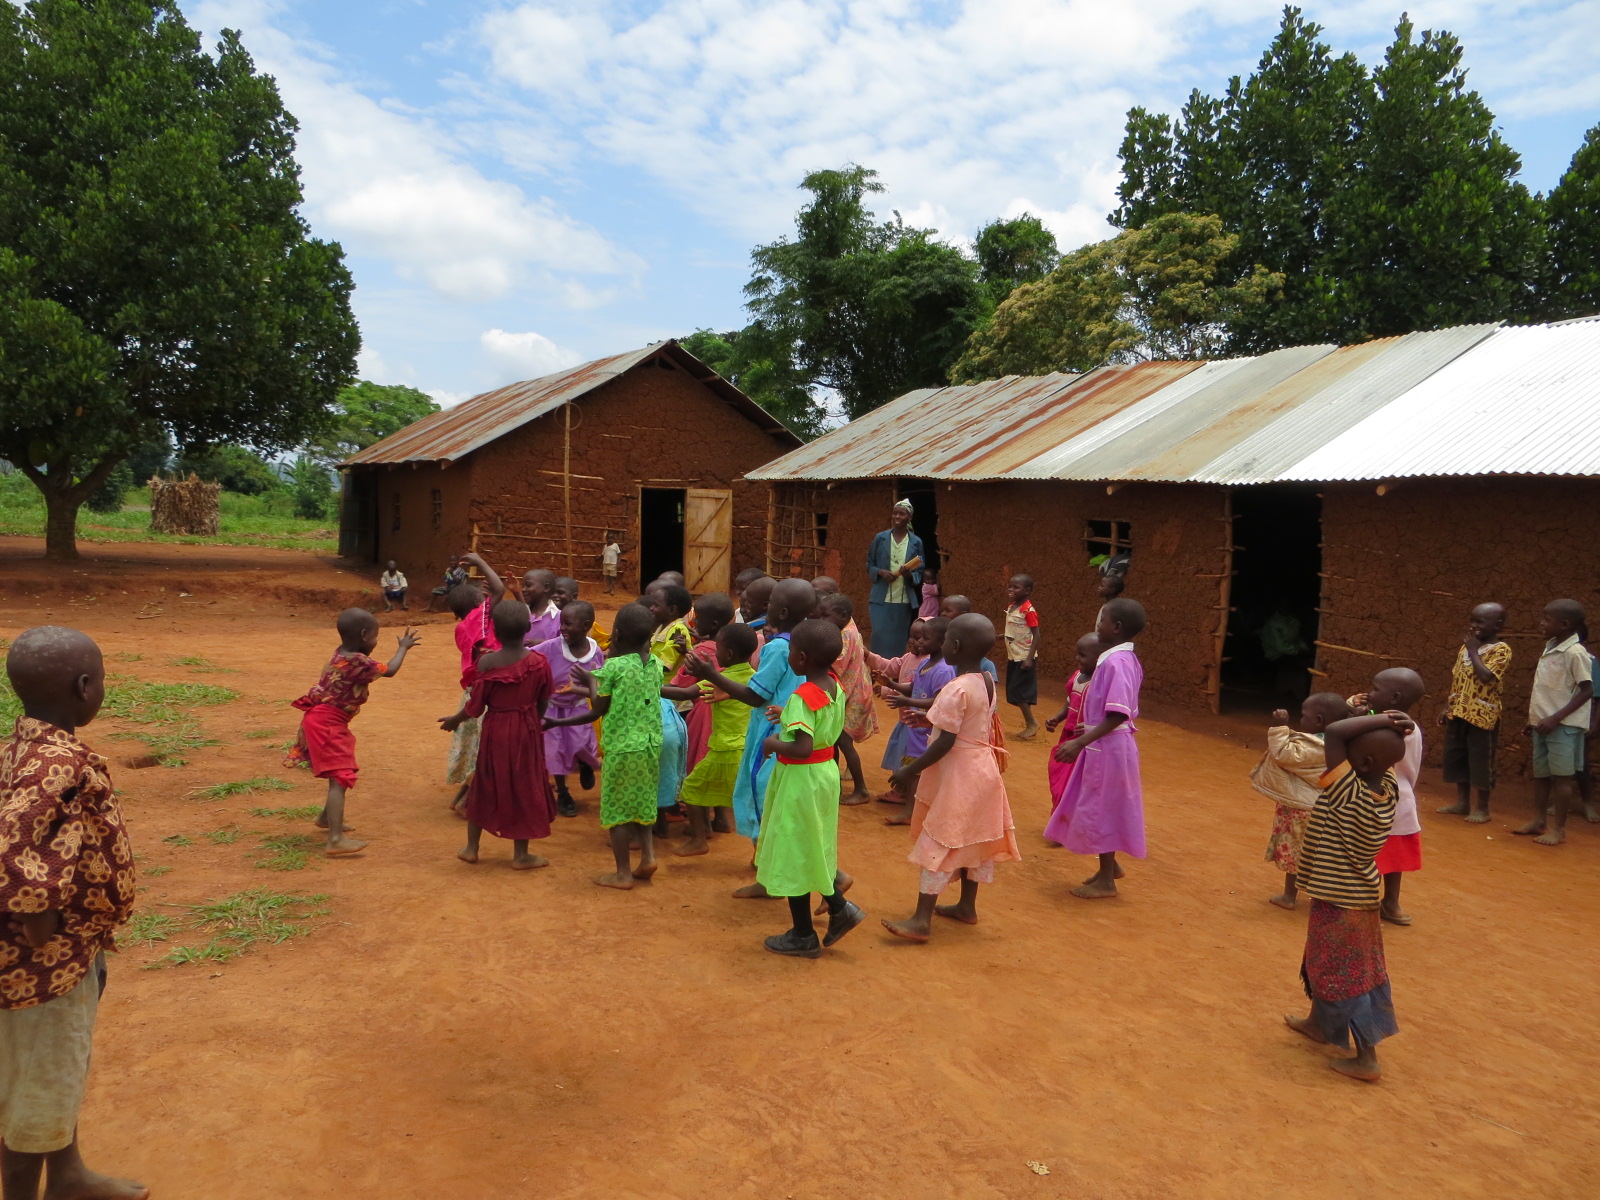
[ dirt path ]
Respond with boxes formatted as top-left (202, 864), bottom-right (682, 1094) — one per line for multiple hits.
top-left (2, 540), bottom-right (1596, 1199)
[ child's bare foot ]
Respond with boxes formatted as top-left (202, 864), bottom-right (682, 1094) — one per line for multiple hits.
top-left (1534, 827), bottom-right (1567, 846)
top-left (325, 835), bottom-right (367, 857)
top-left (42, 1166), bottom-right (150, 1200)
top-left (457, 846), bottom-right (479, 864)
top-left (594, 870), bottom-right (634, 890)
top-left (933, 902), bottom-right (978, 925)
top-left (1513, 819), bottom-right (1547, 836)
top-left (1329, 1057), bottom-right (1381, 1082)
top-left (1380, 904), bottom-right (1412, 926)
top-left (875, 790), bottom-right (899, 804)
top-left (884, 809), bottom-right (913, 826)
top-left (1268, 893), bottom-right (1297, 910)
top-left (1465, 809), bottom-right (1491, 824)
top-left (313, 815), bottom-right (355, 831)
top-left (881, 915), bottom-right (931, 942)
top-left (1082, 863), bottom-right (1126, 884)
top-left (1071, 877), bottom-right (1117, 899)
top-left (1436, 801), bottom-right (1470, 815)
top-left (632, 855), bottom-right (658, 880)
top-left (674, 838), bottom-right (709, 857)
top-left (511, 853), bottom-right (549, 870)
top-left (1283, 1014), bottom-right (1328, 1044)
top-left (732, 881), bottom-right (772, 898)
top-left (1016, 724), bottom-right (1039, 741)
top-left (1586, 802), bottom-right (1600, 823)
top-left (841, 788), bottom-right (872, 806)
top-left (710, 814), bottom-right (731, 833)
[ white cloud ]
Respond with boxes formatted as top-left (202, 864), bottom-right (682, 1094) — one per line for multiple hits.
top-left (480, 328), bottom-right (584, 381)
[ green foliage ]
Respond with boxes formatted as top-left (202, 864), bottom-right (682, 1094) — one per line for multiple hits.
top-left (175, 445), bottom-right (281, 496)
top-left (0, 671), bottom-right (19, 727)
top-left (308, 381), bottom-right (439, 466)
top-left (0, 0), bottom-right (360, 559)
top-left (202, 825), bottom-right (244, 845)
top-left (124, 911), bottom-right (183, 946)
top-left (250, 805), bottom-right (323, 821)
top-left (1545, 123), bottom-right (1600, 320)
top-left (1111, 7), bottom-right (1541, 349)
top-left (678, 327), bottom-right (826, 439)
top-left (86, 461), bottom-right (135, 514)
top-left (102, 676), bottom-right (236, 765)
top-left (287, 455), bottom-right (335, 520)
top-left (254, 833), bottom-right (317, 871)
top-left (161, 834), bottom-right (193, 847)
top-left (974, 215), bottom-right (1061, 308)
top-left (951, 214), bottom-right (1282, 382)
top-left (146, 887), bottom-right (330, 968)
top-left (190, 776), bottom-right (291, 799)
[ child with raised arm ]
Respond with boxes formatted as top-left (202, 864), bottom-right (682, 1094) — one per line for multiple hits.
top-left (1517, 599), bottom-right (1594, 846)
top-left (1045, 634), bottom-right (1104, 817)
top-left (1042, 598), bottom-right (1146, 899)
top-left (1, 628), bottom-right (146, 1200)
top-left (1350, 667), bottom-right (1426, 926)
top-left (286, 609), bottom-right (420, 856)
top-left (446, 553), bottom-right (507, 812)
top-left (820, 592), bottom-right (878, 805)
top-left (684, 577), bottom-right (816, 899)
top-left (1436, 603), bottom-right (1511, 824)
top-left (882, 614), bottom-right (1020, 942)
top-left (883, 616), bottom-right (955, 827)
top-left (1285, 708), bottom-right (1413, 1083)
top-left (535, 600), bottom-right (604, 817)
top-left (1253, 693), bottom-right (1352, 910)
top-left (439, 601), bottom-right (556, 869)
top-left (1003, 575), bottom-right (1042, 739)
top-left (545, 604), bottom-right (663, 889)
top-left (674, 622), bottom-right (758, 855)
top-left (753, 618), bottom-right (865, 957)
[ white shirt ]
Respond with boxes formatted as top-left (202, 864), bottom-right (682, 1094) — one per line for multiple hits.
top-left (381, 570), bottom-right (407, 590)
top-left (1389, 725), bottom-right (1423, 837)
top-left (602, 542), bottom-right (620, 569)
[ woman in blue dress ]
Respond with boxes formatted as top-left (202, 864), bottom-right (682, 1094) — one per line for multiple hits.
top-left (866, 499), bottom-right (925, 658)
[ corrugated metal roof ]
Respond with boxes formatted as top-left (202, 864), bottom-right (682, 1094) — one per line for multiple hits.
top-left (345, 340), bottom-right (798, 467)
top-left (1279, 318), bottom-right (1600, 480)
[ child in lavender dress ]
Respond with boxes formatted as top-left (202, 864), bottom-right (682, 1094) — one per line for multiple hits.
top-left (883, 617), bottom-right (955, 828)
top-left (1043, 599), bottom-right (1147, 899)
top-left (535, 600), bottom-right (604, 818)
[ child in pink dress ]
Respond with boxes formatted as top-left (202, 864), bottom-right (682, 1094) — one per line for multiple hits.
top-left (866, 617), bottom-right (930, 789)
top-left (1045, 633), bottom-right (1104, 814)
top-left (820, 592), bottom-right (877, 805)
top-left (917, 568), bottom-right (942, 621)
top-left (882, 613), bottom-right (1020, 942)
top-left (1043, 599), bottom-right (1147, 899)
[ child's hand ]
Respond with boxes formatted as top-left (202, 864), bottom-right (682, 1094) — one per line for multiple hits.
top-left (760, 734), bottom-right (783, 757)
top-left (1382, 709), bottom-right (1415, 736)
top-left (1055, 738), bottom-right (1084, 763)
top-left (397, 627), bottom-right (421, 651)
top-left (570, 664), bottom-right (594, 689)
top-left (1270, 708), bottom-right (1290, 726)
top-left (886, 694), bottom-right (908, 709)
top-left (763, 705), bottom-right (782, 723)
top-left (1535, 715), bottom-right (1561, 735)
top-left (1045, 715), bottom-right (1062, 732)
top-left (438, 713), bottom-right (464, 733)
top-left (682, 654), bottom-right (714, 680)
top-left (888, 765), bottom-right (914, 792)
top-left (1347, 692), bottom-right (1369, 712)
top-left (10, 909), bottom-right (60, 948)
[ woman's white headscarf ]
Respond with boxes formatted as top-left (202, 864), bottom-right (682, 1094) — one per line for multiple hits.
top-left (892, 498), bottom-right (914, 516)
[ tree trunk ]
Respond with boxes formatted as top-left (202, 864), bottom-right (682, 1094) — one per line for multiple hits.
top-left (42, 485), bottom-right (82, 560)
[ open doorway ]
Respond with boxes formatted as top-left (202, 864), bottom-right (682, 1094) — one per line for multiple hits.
top-left (1221, 484), bottom-right (1322, 713)
top-left (896, 478), bottom-right (940, 574)
top-left (639, 488), bottom-right (685, 587)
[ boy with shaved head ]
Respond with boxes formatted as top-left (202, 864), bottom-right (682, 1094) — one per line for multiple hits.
top-left (1349, 667), bottom-right (1426, 926)
top-left (1436, 603), bottom-right (1511, 824)
top-left (2, 627), bottom-right (145, 1199)
top-left (1518, 599), bottom-right (1594, 846)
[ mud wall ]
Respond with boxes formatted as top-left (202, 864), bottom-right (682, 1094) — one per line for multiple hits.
top-left (1319, 478), bottom-right (1600, 775)
top-left (349, 460), bottom-right (477, 591)
top-left (776, 478), bottom-right (1229, 709)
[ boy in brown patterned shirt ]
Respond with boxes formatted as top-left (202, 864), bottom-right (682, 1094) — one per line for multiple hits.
top-left (1, 627), bottom-right (144, 1200)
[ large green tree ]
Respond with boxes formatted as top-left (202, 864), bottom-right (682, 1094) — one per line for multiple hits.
top-left (950, 213), bottom-right (1282, 382)
top-left (309, 381), bottom-right (440, 466)
top-left (677, 328), bottom-right (826, 440)
top-left (973, 214), bottom-right (1060, 309)
top-left (744, 166), bottom-right (982, 419)
top-left (1545, 123), bottom-right (1600, 320)
top-left (0, 0), bottom-right (359, 558)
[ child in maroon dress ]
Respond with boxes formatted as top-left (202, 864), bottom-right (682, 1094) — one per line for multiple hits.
top-left (440, 601), bottom-right (557, 869)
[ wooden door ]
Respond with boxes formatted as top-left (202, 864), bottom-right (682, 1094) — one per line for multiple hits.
top-left (684, 488), bottom-right (732, 594)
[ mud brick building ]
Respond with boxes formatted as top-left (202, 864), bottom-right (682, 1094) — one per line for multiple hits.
top-left (342, 341), bottom-right (799, 594)
top-left (748, 316), bottom-right (1600, 774)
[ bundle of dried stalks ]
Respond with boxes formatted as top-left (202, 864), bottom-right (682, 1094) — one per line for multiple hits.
top-left (149, 474), bottom-right (220, 535)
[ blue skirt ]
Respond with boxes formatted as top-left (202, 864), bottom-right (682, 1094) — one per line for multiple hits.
top-left (656, 699), bottom-right (687, 808)
top-left (869, 600), bottom-right (916, 658)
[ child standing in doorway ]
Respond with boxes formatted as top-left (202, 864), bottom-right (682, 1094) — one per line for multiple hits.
top-left (1003, 575), bottom-right (1041, 739)
top-left (1042, 599), bottom-right (1146, 899)
top-left (1516, 599), bottom-right (1594, 846)
top-left (535, 600), bottom-right (603, 817)
top-left (1253, 694), bottom-right (1352, 910)
top-left (1436, 603), bottom-right (1511, 823)
top-left (918, 566), bottom-right (943, 621)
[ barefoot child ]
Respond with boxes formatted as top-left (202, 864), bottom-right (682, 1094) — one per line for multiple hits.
top-left (1046, 634), bottom-right (1104, 815)
top-left (447, 553), bottom-right (507, 811)
top-left (1351, 668), bottom-right (1426, 926)
top-left (820, 592), bottom-right (877, 805)
top-left (545, 604), bottom-right (663, 889)
top-left (1, 628), bottom-right (146, 1200)
top-left (883, 617), bottom-right (955, 827)
top-left (1042, 598), bottom-right (1146, 899)
top-left (882, 614), bottom-right (1020, 942)
top-left (665, 595), bottom-right (738, 850)
top-left (1003, 575), bottom-right (1041, 739)
top-left (599, 532), bottom-right (621, 595)
top-left (1436, 603), bottom-right (1510, 824)
top-left (754, 618), bottom-right (865, 957)
top-left (535, 600), bottom-right (604, 817)
top-left (286, 609), bottom-right (419, 856)
top-left (380, 560), bottom-right (408, 612)
top-left (1517, 599), bottom-right (1594, 847)
top-left (674, 623), bottom-right (759, 855)
top-left (1284, 708), bottom-right (1413, 1082)
top-left (1253, 694), bottom-right (1352, 910)
top-left (866, 618), bottom-right (929, 799)
top-left (439, 601), bottom-right (556, 869)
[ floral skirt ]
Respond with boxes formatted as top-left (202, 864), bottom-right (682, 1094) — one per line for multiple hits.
top-left (1264, 803), bottom-right (1310, 872)
top-left (1301, 900), bottom-right (1398, 1049)
top-left (445, 691), bottom-right (481, 785)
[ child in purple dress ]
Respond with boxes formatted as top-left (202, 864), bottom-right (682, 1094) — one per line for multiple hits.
top-left (884, 616), bottom-right (955, 828)
top-left (535, 601), bottom-right (604, 818)
top-left (1043, 599), bottom-right (1147, 899)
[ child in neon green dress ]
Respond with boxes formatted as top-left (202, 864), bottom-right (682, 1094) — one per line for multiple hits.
top-left (754, 619), bottom-right (866, 958)
top-left (675, 622), bottom-right (759, 855)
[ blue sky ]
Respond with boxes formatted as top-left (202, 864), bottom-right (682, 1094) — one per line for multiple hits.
top-left (189, 1), bottom-right (1600, 406)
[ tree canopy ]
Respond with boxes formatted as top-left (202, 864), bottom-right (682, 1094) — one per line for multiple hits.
top-left (974, 215), bottom-right (1061, 309)
top-left (678, 327), bottom-right (827, 440)
top-left (308, 381), bottom-right (440, 466)
top-left (1545, 123), bottom-right (1600, 320)
top-left (0, 0), bottom-right (358, 557)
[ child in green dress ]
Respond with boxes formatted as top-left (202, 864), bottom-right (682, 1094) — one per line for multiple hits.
top-left (671, 622), bottom-right (759, 856)
top-left (756, 618), bottom-right (866, 958)
top-left (547, 604), bottom-right (663, 890)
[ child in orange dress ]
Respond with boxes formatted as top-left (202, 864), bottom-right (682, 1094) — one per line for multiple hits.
top-left (882, 614), bottom-right (1020, 942)
top-left (820, 592), bottom-right (877, 805)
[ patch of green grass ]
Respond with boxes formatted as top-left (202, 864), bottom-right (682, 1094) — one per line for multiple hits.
top-left (145, 888), bottom-right (330, 968)
top-left (168, 655), bottom-right (237, 674)
top-left (124, 912), bottom-right (183, 946)
top-left (254, 833), bottom-right (318, 872)
top-left (203, 825), bottom-right (245, 845)
top-left (116, 651), bottom-right (143, 663)
top-left (244, 729), bottom-right (280, 740)
top-left (250, 805), bottom-right (322, 821)
top-left (99, 677), bottom-right (236, 765)
top-left (142, 864), bottom-right (172, 878)
top-left (0, 676), bottom-right (18, 728)
top-left (189, 776), bottom-right (292, 800)
top-left (161, 833), bottom-right (193, 847)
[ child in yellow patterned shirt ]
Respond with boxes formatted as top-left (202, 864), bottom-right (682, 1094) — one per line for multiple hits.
top-left (1435, 603), bottom-right (1510, 824)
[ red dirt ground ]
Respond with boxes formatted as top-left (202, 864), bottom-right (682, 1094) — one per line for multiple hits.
top-left (2, 538), bottom-right (1597, 1199)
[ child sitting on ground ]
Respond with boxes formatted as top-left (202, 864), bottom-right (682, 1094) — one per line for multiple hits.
top-left (546, 603), bottom-right (665, 889)
top-left (446, 553), bottom-right (507, 813)
top-left (1253, 693), bottom-right (1352, 910)
top-left (674, 622), bottom-right (759, 855)
top-left (882, 613), bottom-right (1020, 943)
top-left (1349, 668), bottom-right (1426, 926)
top-left (439, 601), bottom-right (556, 869)
top-left (820, 592), bottom-right (877, 805)
top-left (1436, 603), bottom-right (1511, 824)
top-left (1043, 598), bottom-right (1147, 899)
top-left (1517, 599), bottom-right (1594, 846)
top-left (883, 617), bottom-right (956, 827)
top-left (429, 558), bottom-right (469, 611)
top-left (1285, 708), bottom-right (1413, 1083)
top-left (535, 600), bottom-right (604, 817)
top-left (753, 618), bottom-right (865, 958)
top-left (1044, 633), bottom-right (1104, 844)
top-left (286, 609), bottom-right (420, 855)
top-left (380, 560), bottom-right (408, 612)
top-left (1, 627), bottom-right (145, 1200)
top-left (1003, 575), bottom-right (1042, 739)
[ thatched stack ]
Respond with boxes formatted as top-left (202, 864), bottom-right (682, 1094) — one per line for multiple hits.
top-left (149, 474), bottom-right (220, 535)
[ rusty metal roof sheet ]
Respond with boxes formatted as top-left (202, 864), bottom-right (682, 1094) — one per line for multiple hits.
top-left (1279, 317), bottom-right (1600, 480)
top-left (345, 340), bottom-right (799, 467)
